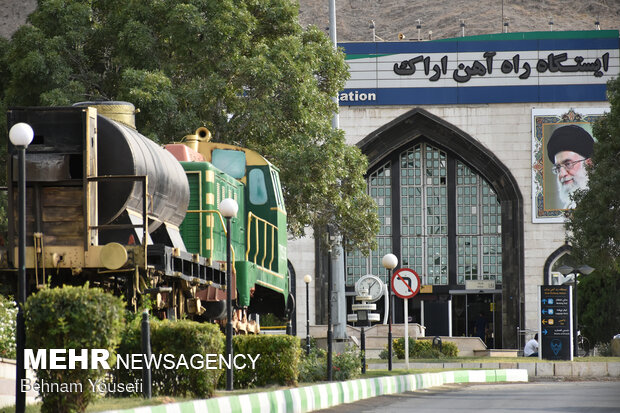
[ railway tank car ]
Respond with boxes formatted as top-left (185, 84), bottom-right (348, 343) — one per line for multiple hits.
top-left (1, 102), bottom-right (290, 332)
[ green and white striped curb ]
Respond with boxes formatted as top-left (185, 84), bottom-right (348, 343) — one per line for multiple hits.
top-left (104, 369), bottom-right (528, 413)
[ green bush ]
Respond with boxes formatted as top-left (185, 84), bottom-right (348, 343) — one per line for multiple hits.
top-left (0, 295), bottom-right (17, 359)
top-left (411, 339), bottom-right (442, 358)
top-left (332, 346), bottom-right (362, 381)
top-left (232, 334), bottom-right (300, 388)
top-left (391, 338), bottom-right (459, 359)
top-left (392, 337), bottom-right (408, 359)
top-left (24, 285), bottom-right (125, 413)
top-left (298, 344), bottom-right (361, 383)
top-left (259, 313), bottom-right (287, 327)
top-left (114, 316), bottom-right (224, 398)
top-left (439, 341), bottom-right (459, 357)
top-left (299, 347), bottom-right (327, 383)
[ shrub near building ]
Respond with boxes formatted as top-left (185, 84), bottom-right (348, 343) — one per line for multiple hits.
top-left (233, 334), bottom-right (301, 388)
top-left (0, 294), bottom-right (17, 359)
top-left (392, 338), bottom-right (459, 359)
top-left (114, 316), bottom-right (224, 398)
top-left (24, 285), bottom-right (125, 413)
top-left (298, 345), bottom-right (362, 383)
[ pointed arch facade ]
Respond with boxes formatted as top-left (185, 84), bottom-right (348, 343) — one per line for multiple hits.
top-left (356, 107), bottom-right (524, 349)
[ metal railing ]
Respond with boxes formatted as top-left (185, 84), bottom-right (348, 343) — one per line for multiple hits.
top-left (246, 212), bottom-right (278, 272)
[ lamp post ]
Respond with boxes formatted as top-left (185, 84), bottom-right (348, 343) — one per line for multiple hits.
top-left (304, 274), bottom-right (312, 355)
top-left (326, 229), bottom-right (333, 381)
top-left (558, 264), bottom-right (595, 357)
top-left (219, 198), bottom-right (238, 391)
top-left (9, 122), bottom-right (34, 413)
top-left (382, 253), bottom-right (398, 371)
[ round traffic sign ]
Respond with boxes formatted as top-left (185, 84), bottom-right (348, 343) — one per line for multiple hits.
top-left (391, 268), bottom-right (421, 299)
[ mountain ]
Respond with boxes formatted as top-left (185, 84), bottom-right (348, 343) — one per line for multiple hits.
top-left (299, 0), bottom-right (620, 42)
top-left (2, 1), bottom-right (619, 42)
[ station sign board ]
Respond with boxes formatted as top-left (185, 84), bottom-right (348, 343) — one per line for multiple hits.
top-left (339, 31), bottom-right (619, 106)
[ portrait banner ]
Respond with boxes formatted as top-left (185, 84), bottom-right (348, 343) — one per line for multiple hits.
top-left (531, 107), bottom-right (607, 223)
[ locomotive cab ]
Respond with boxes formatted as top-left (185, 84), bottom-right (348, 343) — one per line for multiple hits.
top-left (169, 129), bottom-right (289, 318)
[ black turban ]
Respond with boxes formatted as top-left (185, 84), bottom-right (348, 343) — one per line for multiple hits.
top-left (547, 125), bottom-right (594, 162)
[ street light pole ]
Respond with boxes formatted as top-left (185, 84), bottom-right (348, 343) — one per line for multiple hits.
top-left (9, 123), bottom-right (34, 413)
top-left (304, 274), bottom-right (312, 355)
top-left (558, 264), bottom-right (595, 357)
top-left (360, 325), bottom-right (366, 374)
top-left (327, 236), bottom-right (333, 381)
top-left (219, 198), bottom-right (238, 391)
top-left (382, 253), bottom-right (398, 371)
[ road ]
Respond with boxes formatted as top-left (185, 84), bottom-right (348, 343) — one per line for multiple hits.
top-left (317, 380), bottom-right (620, 413)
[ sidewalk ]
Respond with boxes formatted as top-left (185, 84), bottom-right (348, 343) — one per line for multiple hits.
top-left (0, 377), bottom-right (38, 407)
top-left (0, 359), bottom-right (38, 408)
top-left (368, 360), bottom-right (620, 378)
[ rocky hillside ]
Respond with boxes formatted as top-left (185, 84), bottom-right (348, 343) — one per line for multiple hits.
top-left (299, 0), bottom-right (620, 41)
top-left (0, 0), bottom-right (36, 39)
top-left (2, 0), bottom-right (619, 41)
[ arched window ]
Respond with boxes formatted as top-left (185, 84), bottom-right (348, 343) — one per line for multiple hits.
top-left (348, 107), bottom-right (523, 348)
top-left (346, 142), bottom-right (502, 288)
top-left (456, 162), bottom-right (502, 285)
top-left (400, 144), bottom-right (448, 285)
top-left (346, 163), bottom-right (392, 285)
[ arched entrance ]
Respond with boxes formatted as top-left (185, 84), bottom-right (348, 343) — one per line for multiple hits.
top-left (354, 107), bottom-right (524, 348)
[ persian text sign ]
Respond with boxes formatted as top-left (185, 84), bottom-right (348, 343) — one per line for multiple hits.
top-left (339, 31), bottom-right (619, 105)
top-left (540, 286), bottom-right (573, 361)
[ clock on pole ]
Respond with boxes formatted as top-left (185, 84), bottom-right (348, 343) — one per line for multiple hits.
top-left (355, 274), bottom-right (385, 303)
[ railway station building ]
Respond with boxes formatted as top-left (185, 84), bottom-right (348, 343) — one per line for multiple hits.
top-left (290, 30), bottom-right (619, 349)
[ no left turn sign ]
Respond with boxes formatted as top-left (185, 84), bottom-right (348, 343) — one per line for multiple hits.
top-left (391, 268), bottom-right (421, 299)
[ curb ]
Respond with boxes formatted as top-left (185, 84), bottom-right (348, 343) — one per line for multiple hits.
top-left (104, 369), bottom-right (528, 413)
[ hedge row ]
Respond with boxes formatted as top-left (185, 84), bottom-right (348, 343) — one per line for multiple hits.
top-left (114, 316), bottom-right (224, 398)
top-left (22, 286), bottom-right (366, 413)
top-left (232, 334), bottom-right (301, 388)
top-left (21, 286), bottom-right (308, 412)
top-left (298, 345), bottom-right (362, 383)
top-left (392, 337), bottom-right (459, 359)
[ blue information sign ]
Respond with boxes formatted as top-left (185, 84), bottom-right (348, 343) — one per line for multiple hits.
top-left (540, 285), bottom-right (573, 361)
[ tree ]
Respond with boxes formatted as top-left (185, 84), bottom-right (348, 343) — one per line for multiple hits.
top-left (0, 0), bottom-right (379, 251)
top-left (566, 77), bottom-right (620, 346)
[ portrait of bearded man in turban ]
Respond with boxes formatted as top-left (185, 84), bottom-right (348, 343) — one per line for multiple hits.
top-left (546, 125), bottom-right (594, 209)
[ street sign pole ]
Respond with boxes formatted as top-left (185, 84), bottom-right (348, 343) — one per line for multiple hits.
top-left (404, 298), bottom-right (409, 369)
top-left (391, 268), bottom-right (421, 371)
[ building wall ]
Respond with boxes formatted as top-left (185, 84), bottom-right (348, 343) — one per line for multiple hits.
top-left (338, 101), bottom-right (610, 334)
top-left (289, 228), bottom-right (317, 335)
